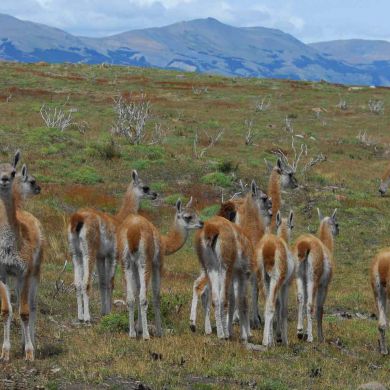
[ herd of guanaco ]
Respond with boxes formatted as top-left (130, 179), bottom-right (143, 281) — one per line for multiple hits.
top-left (0, 150), bottom-right (390, 362)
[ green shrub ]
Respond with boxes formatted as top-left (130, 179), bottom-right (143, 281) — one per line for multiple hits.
top-left (152, 181), bottom-right (169, 192)
top-left (25, 127), bottom-right (67, 145)
top-left (165, 194), bottom-right (188, 206)
top-left (201, 204), bottom-right (220, 219)
top-left (201, 172), bottom-right (232, 188)
top-left (217, 160), bottom-right (238, 174)
top-left (68, 166), bottom-right (103, 184)
top-left (99, 313), bottom-right (128, 333)
top-left (87, 137), bottom-right (120, 160)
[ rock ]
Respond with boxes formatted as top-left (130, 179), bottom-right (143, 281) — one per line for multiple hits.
top-left (358, 382), bottom-right (387, 390)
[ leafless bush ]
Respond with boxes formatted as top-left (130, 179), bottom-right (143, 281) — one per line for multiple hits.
top-left (283, 116), bottom-right (294, 133)
top-left (356, 130), bottom-right (378, 148)
top-left (149, 123), bottom-right (166, 145)
top-left (273, 136), bottom-right (326, 176)
top-left (193, 129), bottom-right (224, 159)
top-left (255, 96), bottom-right (271, 112)
top-left (337, 95), bottom-right (348, 110)
top-left (192, 86), bottom-right (208, 95)
top-left (244, 119), bottom-right (256, 145)
top-left (40, 103), bottom-right (73, 132)
top-left (74, 120), bottom-right (89, 134)
top-left (368, 99), bottom-right (384, 114)
top-left (111, 93), bottom-right (151, 144)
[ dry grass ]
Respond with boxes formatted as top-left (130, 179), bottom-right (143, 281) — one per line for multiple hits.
top-left (0, 62), bottom-right (390, 389)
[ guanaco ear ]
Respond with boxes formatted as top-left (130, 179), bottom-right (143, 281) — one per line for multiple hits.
top-left (13, 150), bottom-right (21, 168)
top-left (331, 208), bottom-right (337, 220)
top-left (317, 208), bottom-right (323, 222)
top-left (288, 210), bottom-right (294, 228)
top-left (264, 159), bottom-right (273, 174)
top-left (21, 164), bottom-right (28, 182)
top-left (276, 210), bottom-right (282, 228)
top-left (251, 180), bottom-right (258, 196)
top-left (132, 170), bottom-right (139, 185)
top-left (186, 196), bottom-right (193, 208)
top-left (176, 199), bottom-right (182, 213)
top-left (276, 158), bottom-right (283, 173)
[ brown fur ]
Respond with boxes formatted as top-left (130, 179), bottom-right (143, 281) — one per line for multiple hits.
top-left (196, 216), bottom-right (255, 275)
top-left (371, 249), bottom-right (390, 295)
top-left (318, 221), bottom-right (334, 253)
top-left (381, 164), bottom-right (390, 181)
top-left (236, 192), bottom-right (265, 247)
top-left (268, 167), bottom-right (281, 232)
top-left (0, 172), bottom-right (36, 360)
top-left (0, 281), bottom-right (9, 316)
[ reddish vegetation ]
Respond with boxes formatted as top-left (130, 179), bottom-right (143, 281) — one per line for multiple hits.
top-left (63, 185), bottom-right (117, 209)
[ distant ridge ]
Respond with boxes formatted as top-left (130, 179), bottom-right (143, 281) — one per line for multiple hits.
top-left (1, 13), bottom-right (390, 86)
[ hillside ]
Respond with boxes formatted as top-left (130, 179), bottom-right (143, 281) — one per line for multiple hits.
top-left (1, 13), bottom-right (390, 85)
top-left (310, 39), bottom-right (390, 64)
top-left (0, 62), bottom-right (390, 388)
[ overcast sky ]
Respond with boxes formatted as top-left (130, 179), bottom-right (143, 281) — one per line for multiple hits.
top-left (0, 0), bottom-right (389, 43)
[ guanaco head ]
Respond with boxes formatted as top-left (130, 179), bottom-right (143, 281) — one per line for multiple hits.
top-left (175, 197), bottom-right (204, 230)
top-left (277, 158), bottom-right (298, 190)
top-left (317, 208), bottom-right (339, 237)
top-left (379, 166), bottom-right (390, 196)
top-left (131, 170), bottom-right (158, 200)
top-left (17, 164), bottom-right (41, 199)
top-left (0, 150), bottom-right (20, 192)
top-left (276, 210), bottom-right (294, 243)
top-left (251, 180), bottom-right (273, 226)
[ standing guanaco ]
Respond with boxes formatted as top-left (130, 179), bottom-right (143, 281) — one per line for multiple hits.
top-left (294, 209), bottom-right (338, 342)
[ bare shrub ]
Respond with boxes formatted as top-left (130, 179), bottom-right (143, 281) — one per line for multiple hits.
top-left (368, 99), bottom-right (384, 114)
top-left (193, 129), bottom-right (224, 159)
top-left (283, 116), bottom-right (294, 133)
top-left (255, 96), bottom-right (271, 112)
top-left (40, 103), bottom-right (73, 132)
top-left (111, 93), bottom-right (151, 144)
top-left (149, 123), bottom-right (166, 145)
top-left (356, 130), bottom-right (378, 148)
top-left (337, 95), bottom-right (348, 110)
top-left (273, 136), bottom-right (326, 176)
top-left (192, 86), bottom-right (208, 95)
top-left (244, 119), bottom-right (256, 145)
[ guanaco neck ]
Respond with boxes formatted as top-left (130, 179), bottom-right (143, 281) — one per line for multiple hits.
top-left (318, 220), bottom-right (334, 253)
top-left (268, 168), bottom-right (281, 232)
top-left (237, 193), bottom-right (265, 246)
top-left (0, 187), bottom-right (20, 242)
top-left (116, 182), bottom-right (140, 221)
top-left (162, 217), bottom-right (188, 256)
top-left (277, 221), bottom-right (289, 244)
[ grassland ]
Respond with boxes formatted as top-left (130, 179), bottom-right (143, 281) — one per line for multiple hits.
top-left (0, 61), bottom-right (390, 389)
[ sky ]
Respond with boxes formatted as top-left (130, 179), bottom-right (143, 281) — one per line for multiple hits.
top-left (0, 0), bottom-right (389, 43)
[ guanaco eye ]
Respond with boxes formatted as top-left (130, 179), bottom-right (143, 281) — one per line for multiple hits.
top-left (143, 186), bottom-right (149, 192)
top-left (30, 180), bottom-right (36, 186)
top-left (184, 216), bottom-right (192, 222)
top-left (11, 171), bottom-right (15, 178)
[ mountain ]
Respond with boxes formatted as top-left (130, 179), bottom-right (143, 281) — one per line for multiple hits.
top-left (310, 39), bottom-right (390, 64)
top-left (1, 13), bottom-right (390, 86)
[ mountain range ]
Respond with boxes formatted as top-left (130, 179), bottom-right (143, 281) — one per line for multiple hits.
top-left (1, 13), bottom-right (390, 86)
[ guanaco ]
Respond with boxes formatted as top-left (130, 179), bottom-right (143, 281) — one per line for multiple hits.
top-left (294, 208), bottom-right (338, 342)
top-left (194, 215), bottom-right (256, 342)
top-left (0, 151), bottom-right (35, 361)
top-left (370, 248), bottom-right (390, 354)
top-left (256, 210), bottom-right (294, 346)
top-left (68, 170), bottom-right (157, 323)
top-left (117, 197), bottom-right (203, 339)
